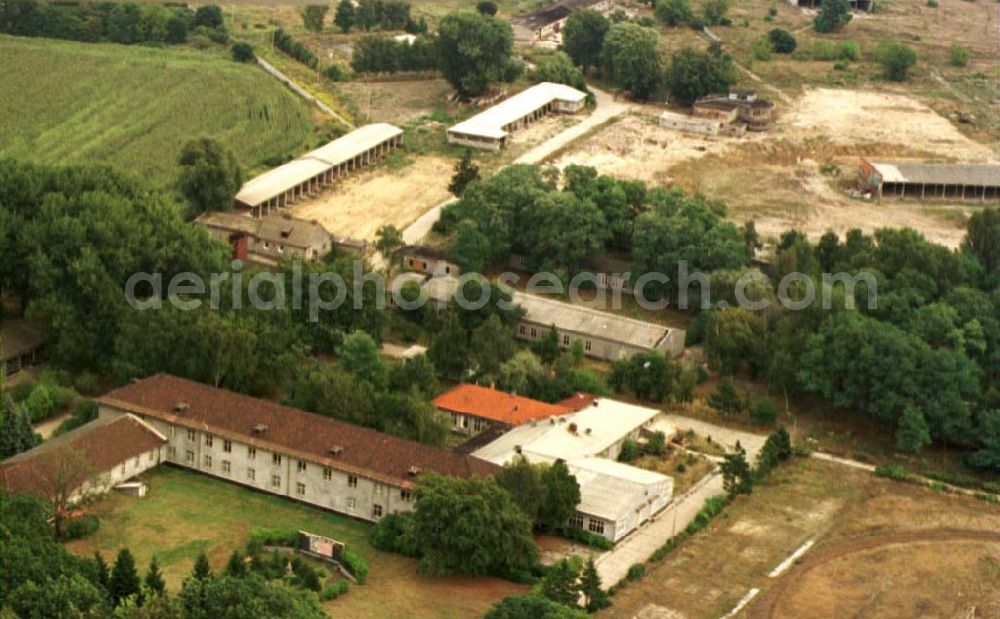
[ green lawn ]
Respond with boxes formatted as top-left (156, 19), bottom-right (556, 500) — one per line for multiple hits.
top-left (0, 35), bottom-right (319, 184)
top-left (67, 466), bottom-right (525, 618)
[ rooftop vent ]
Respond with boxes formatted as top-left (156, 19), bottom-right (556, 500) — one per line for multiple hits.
top-left (253, 424), bottom-right (268, 434)
top-left (550, 418), bottom-right (556, 425)
top-left (568, 422), bottom-right (578, 434)
top-left (281, 227), bottom-right (293, 238)
top-left (514, 445), bottom-right (522, 454)
top-left (585, 428), bottom-right (592, 435)
top-left (329, 445), bottom-right (344, 456)
top-left (591, 400), bottom-right (599, 407)
top-left (173, 402), bottom-right (189, 413)
top-left (558, 417), bottom-right (566, 424)
top-left (407, 465), bottom-right (422, 477)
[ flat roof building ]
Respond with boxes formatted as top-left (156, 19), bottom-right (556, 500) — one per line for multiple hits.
top-left (861, 159), bottom-right (1000, 202)
top-left (433, 384), bottom-right (572, 435)
top-left (235, 123), bottom-right (403, 216)
top-left (447, 83), bottom-right (587, 151)
top-left (423, 277), bottom-right (685, 361)
top-left (473, 396), bottom-right (672, 541)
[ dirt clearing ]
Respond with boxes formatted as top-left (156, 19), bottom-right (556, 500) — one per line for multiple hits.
top-left (291, 155), bottom-right (453, 241)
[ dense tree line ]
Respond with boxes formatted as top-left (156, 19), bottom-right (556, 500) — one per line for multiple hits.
top-left (334, 0), bottom-right (419, 33)
top-left (273, 27), bottom-right (318, 69)
top-left (350, 34), bottom-right (438, 74)
top-left (0, 2), bottom-right (227, 46)
top-left (436, 11), bottom-right (515, 98)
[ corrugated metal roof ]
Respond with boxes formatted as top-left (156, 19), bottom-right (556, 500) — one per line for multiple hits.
top-left (869, 161), bottom-right (1000, 186)
top-left (568, 457), bottom-right (672, 521)
top-left (448, 83), bottom-right (587, 140)
top-left (235, 123), bottom-right (403, 208)
top-left (424, 277), bottom-right (674, 350)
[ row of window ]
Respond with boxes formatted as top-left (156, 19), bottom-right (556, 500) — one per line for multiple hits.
top-left (119, 451), bottom-right (157, 475)
top-left (568, 513), bottom-right (606, 535)
top-left (517, 326), bottom-right (593, 351)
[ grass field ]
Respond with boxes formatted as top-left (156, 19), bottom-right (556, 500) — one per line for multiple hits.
top-left (67, 466), bottom-right (525, 618)
top-left (603, 457), bottom-right (1000, 618)
top-left (0, 35), bottom-right (320, 184)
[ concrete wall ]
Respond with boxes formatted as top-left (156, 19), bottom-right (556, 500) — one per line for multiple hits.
top-left (447, 133), bottom-right (504, 152)
top-left (99, 405), bottom-right (415, 523)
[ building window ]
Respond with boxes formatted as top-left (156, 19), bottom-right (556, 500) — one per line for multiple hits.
top-left (400, 489), bottom-right (412, 502)
top-left (271, 475), bottom-right (281, 488)
top-left (530, 327), bottom-right (537, 338)
top-left (247, 468), bottom-right (256, 481)
top-left (585, 340), bottom-right (592, 352)
top-left (248, 446), bottom-right (256, 459)
top-left (148, 451), bottom-right (155, 462)
top-left (169, 426), bottom-right (176, 438)
top-left (588, 519), bottom-right (605, 535)
top-left (323, 467), bottom-right (332, 481)
top-left (205, 435), bottom-right (213, 448)
top-left (519, 325), bottom-right (526, 336)
top-left (372, 504), bottom-right (383, 518)
top-left (346, 498), bottom-right (356, 511)
top-left (187, 429), bottom-right (196, 441)
top-left (273, 454), bottom-right (282, 466)
top-left (474, 418), bottom-right (484, 432)
top-left (348, 475), bottom-right (358, 488)
top-left (563, 334), bottom-right (570, 346)
top-left (133, 457), bottom-right (140, 468)
top-left (203, 455), bottom-right (212, 469)
top-left (297, 460), bottom-right (307, 473)
top-left (185, 450), bottom-right (195, 464)
top-left (222, 461), bottom-right (231, 474)
top-left (223, 440), bottom-right (232, 453)
top-left (296, 482), bottom-right (306, 496)
top-left (568, 514), bottom-right (584, 529)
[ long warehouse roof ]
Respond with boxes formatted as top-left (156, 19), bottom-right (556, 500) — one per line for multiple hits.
top-left (235, 123), bottom-right (403, 208)
top-left (868, 161), bottom-right (1000, 186)
top-left (448, 82), bottom-right (587, 140)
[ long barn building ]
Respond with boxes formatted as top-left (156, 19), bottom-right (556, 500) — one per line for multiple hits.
top-left (235, 123), bottom-right (403, 217)
top-left (861, 159), bottom-right (1000, 202)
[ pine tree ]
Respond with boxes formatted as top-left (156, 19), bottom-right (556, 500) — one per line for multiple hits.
top-left (110, 548), bottom-right (141, 607)
top-left (721, 441), bottom-right (753, 497)
top-left (334, 0), bottom-right (355, 33)
top-left (447, 150), bottom-right (480, 197)
top-left (0, 396), bottom-right (19, 457)
top-left (15, 408), bottom-right (35, 453)
top-left (192, 552), bottom-right (212, 580)
top-left (95, 551), bottom-right (111, 594)
top-left (224, 550), bottom-right (247, 577)
top-left (580, 556), bottom-right (611, 612)
top-left (145, 557), bottom-right (166, 596)
top-left (540, 558), bottom-right (581, 606)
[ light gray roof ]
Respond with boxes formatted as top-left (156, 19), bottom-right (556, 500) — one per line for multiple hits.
top-left (196, 212), bottom-right (330, 249)
top-left (448, 83), bottom-right (587, 140)
top-left (569, 457), bottom-right (672, 521)
top-left (423, 277), bottom-right (674, 350)
top-left (868, 161), bottom-right (1000, 186)
top-left (235, 123), bottom-right (403, 207)
top-left (0, 318), bottom-right (47, 361)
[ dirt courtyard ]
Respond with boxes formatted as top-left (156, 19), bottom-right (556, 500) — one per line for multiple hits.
top-left (554, 88), bottom-right (998, 249)
top-left (602, 458), bottom-right (1000, 619)
top-left (291, 155), bottom-right (453, 241)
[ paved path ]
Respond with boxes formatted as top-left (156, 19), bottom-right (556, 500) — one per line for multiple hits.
top-left (594, 470), bottom-right (724, 586)
top-left (33, 412), bottom-right (69, 439)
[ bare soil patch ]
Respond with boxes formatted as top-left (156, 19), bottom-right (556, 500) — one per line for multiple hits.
top-left (291, 155), bottom-right (453, 241)
top-left (338, 78), bottom-right (455, 125)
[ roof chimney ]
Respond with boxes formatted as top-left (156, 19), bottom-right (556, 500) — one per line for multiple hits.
top-left (253, 424), bottom-right (268, 434)
top-left (173, 402), bottom-right (189, 413)
top-left (329, 445), bottom-right (344, 456)
top-left (568, 422), bottom-right (578, 435)
top-left (408, 465), bottom-right (422, 477)
top-left (585, 428), bottom-right (592, 435)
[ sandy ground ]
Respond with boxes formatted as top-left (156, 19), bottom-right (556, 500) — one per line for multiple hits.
top-left (290, 155), bottom-right (453, 241)
top-left (554, 87), bottom-right (998, 249)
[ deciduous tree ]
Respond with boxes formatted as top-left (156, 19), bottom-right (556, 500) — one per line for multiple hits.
top-left (436, 13), bottom-right (513, 97)
top-left (177, 138), bottom-right (243, 215)
top-left (561, 9), bottom-right (609, 72)
top-left (601, 22), bottom-right (662, 100)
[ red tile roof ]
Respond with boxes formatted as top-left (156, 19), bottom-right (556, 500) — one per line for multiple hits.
top-left (433, 384), bottom-right (572, 426)
top-left (99, 374), bottom-right (498, 487)
top-left (0, 414), bottom-right (166, 497)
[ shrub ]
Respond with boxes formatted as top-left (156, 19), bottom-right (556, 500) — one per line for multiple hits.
top-left (618, 439), bottom-right (639, 462)
top-left (54, 400), bottom-right (99, 436)
top-left (875, 39), bottom-right (917, 81)
top-left (927, 0), bottom-right (938, 6)
top-left (341, 548), bottom-right (368, 584)
top-left (247, 526), bottom-right (298, 547)
top-left (811, 39), bottom-right (840, 61)
top-left (840, 40), bottom-right (862, 61)
top-left (708, 381), bottom-right (743, 416)
top-left (320, 580), bottom-right (349, 601)
top-left (949, 45), bottom-right (971, 67)
top-left (324, 65), bottom-right (348, 81)
top-left (61, 514), bottom-right (100, 541)
top-left (560, 526), bottom-right (614, 551)
top-left (874, 464), bottom-right (911, 481)
top-left (752, 36), bottom-right (773, 61)
top-left (768, 6), bottom-right (778, 16)
top-left (675, 462), bottom-right (687, 473)
top-left (73, 372), bottom-right (101, 396)
top-left (626, 563), bottom-right (646, 581)
top-left (749, 396), bottom-right (778, 426)
top-left (231, 42), bottom-right (255, 62)
top-left (24, 383), bottom-right (75, 422)
top-left (768, 28), bottom-right (796, 53)
top-left (369, 513), bottom-right (421, 557)
top-left (10, 379), bottom-right (36, 402)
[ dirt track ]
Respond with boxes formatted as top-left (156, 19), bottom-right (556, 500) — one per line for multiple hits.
top-left (746, 528), bottom-right (1000, 618)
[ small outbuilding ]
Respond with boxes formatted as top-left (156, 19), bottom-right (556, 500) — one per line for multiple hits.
top-left (513, 0), bottom-right (615, 42)
top-left (1, 318), bottom-right (47, 378)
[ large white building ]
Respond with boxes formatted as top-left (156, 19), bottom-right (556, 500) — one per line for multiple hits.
top-left (447, 83), bottom-right (587, 151)
top-left (474, 395), bottom-right (673, 542)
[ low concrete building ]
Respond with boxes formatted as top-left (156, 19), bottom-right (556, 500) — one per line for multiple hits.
top-left (401, 245), bottom-right (461, 277)
top-left (97, 375), bottom-right (498, 523)
top-left (235, 124), bottom-right (403, 216)
top-left (433, 384), bottom-right (572, 435)
top-left (660, 111), bottom-right (724, 136)
top-left (196, 212), bottom-right (353, 268)
top-left (513, 0), bottom-right (614, 42)
top-left (861, 159), bottom-right (1000, 202)
top-left (1, 318), bottom-right (47, 378)
top-left (473, 395), bottom-right (672, 542)
top-left (424, 277), bottom-right (685, 361)
top-left (0, 414), bottom-right (166, 504)
top-left (693, 90), bottom-right (774, 131)
top-left (787, 0), bottom-right (872, 11)
top-left (447, 83), bottom-right (587, 151)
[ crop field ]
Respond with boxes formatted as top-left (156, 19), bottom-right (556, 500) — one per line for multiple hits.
top-left (602, 458), bottom-right (1000, 619)
top-left (0, 35), bottom-right (318, 184)
top-left (67, 466), bottom-right (525, 618)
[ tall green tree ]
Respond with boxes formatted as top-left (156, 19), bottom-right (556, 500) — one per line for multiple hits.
top-left (963, 208), bottom-right (1000, 279)
top-left (338, 331), bottom-right (387, 389)
top-left (470, 314), bottom-right (517, 381)
top-left (375, 224), bottom-right (404, 272)
top-left (436, 12), bottom-right (513, 97)
top-left (180, 574), bottom-right (324, 619)
top-left (448, 151), bottom-right (481, 197)
top-left (301, 5), bottom-right (328, 32)
top-left (145, 557), bottom-right (166, 597)
top-left (428, 310), bottom-right (469, 380)
top-left (655, 0), bottom-right (693, 25)
top-left (561, 9), bottom-right (609, 72)
top-left (284, 363), bottom-right (374, 426)
top-left (721, 442), bottom-right (752, 496)
top-left (664, 46), bottom-right (738, 105)
top-left (224, 551), bottom-right (247, 578)
top-left (539, 460), bottom-right (581, 531)
top-left (334, 0), bottom-right (355, 32)
top-left (813, 0), bottom-right (852, 33)
top-left (875, 40), bottom-right (917, 81)
top-left (494, 456), bottom-right (546, 524)
top-left (540, 558), bottom-right (581, 606)
top-left (191, 553), bottom-right (212, 581)
top-left (110, 548), bottom-right (141, 607)
top-left (177, 138), bottom-right (243, 215)
top-left (531, 51), bottom-right (588, 92)
top-left (580, 556), bottom-right (611, 612)
top-left (600, 22), bottom-right (662, 100)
